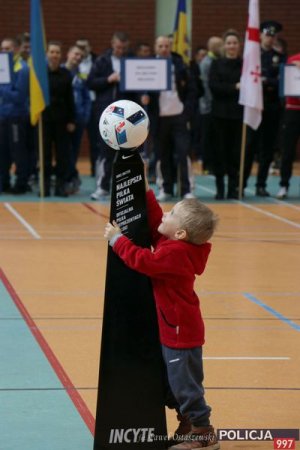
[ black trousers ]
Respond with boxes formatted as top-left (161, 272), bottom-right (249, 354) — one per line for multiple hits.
top-left (158, 114), bottom-right (191, 196)
top-left (279, 109), bottom-right (300, 188)
top-left (244, 107), bottom-right (281, 188)
top-left (87, 101), bottom-right (100, 175)
top-left (212, 116), bottom-right (242, 194)
top-left (200, 113), bottom-right (215, 172)
top-left (0, 116), bottom-right (28, 188)
top-left (43, 120), bottom-right (72, 187)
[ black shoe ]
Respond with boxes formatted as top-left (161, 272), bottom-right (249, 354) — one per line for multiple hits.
top-left (215, 177), bottom-right (225, 200)
top-left (215, 192), bottom-right (224, 200)
top-left (1, 183), bottom-right (12, 194)
top-left (256, 187), bottom-right (270, 197)
top-left (227, 190), bottom-right (239, 199)
top-left (11, 184), bottom-right (32, 194)
top-left (38, 189), bottom-right (50, 197)
top-left (54, 188), bottom-right (69, 197)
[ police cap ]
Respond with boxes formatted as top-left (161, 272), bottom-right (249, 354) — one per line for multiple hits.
top-left (260, 21), bottom-right (283, 36)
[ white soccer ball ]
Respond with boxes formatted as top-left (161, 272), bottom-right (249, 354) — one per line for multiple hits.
top-left (99, 100), bottom-right (149, 151)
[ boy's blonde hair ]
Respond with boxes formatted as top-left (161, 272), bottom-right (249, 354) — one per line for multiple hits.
top-left (178, 199), bottom-right (219, 245)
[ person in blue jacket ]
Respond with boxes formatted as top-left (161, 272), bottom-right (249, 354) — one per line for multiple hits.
top-left (64, 45), bottom-right (91, 193)
top-left (0, 37), bottom-right (30, 194)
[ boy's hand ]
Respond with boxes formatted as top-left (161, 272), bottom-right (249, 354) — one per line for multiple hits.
top-left (104, 220), bottom-right (122, 241)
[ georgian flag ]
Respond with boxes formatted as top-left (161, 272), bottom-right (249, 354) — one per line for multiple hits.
top-left (239, 0), bottom-right (263, 130)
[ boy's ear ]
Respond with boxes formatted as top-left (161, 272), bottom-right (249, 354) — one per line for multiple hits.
top-left (175, 229), bottom-right (187, 240)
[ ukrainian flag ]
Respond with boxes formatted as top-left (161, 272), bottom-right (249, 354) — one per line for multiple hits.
top-left (29, 0), bottom-right (49, 125)
top-left (172, 0), bottom-right (190, 64)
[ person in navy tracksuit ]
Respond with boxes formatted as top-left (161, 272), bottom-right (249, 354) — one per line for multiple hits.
top-left (0, 37), bottom-right (30, 194)
top-left (64, 45), bottom-right (91, 193)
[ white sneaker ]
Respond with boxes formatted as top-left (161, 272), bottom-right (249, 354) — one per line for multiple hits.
top-left (183, 192), bottom-right (195, 199)
top-left (276, 187), bottom-right (288, 199)
top-left (156, 191), bottom-right (172, 202)
top-left (90, 187), bottom-right (109, 200)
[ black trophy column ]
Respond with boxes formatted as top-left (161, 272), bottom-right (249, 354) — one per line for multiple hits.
top-left (93, 150), bottom-right (168, 450)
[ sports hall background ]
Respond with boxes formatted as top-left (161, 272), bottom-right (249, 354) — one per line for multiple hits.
top-left (1, 0), bottom-right (300, 57)
top-left (2, 0), bottom-right (300, 159)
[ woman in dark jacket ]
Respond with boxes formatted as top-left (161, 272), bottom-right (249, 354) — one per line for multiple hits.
top-left (209, 30), bottom-right (243, 199)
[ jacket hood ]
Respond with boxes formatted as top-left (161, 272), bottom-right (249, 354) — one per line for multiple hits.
top-left (186, 241), bottom-right (211, 276)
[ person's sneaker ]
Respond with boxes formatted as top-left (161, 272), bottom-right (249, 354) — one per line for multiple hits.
top-left (65, 177), bottom-right (82, 195)
top-left (169, 425), bottom-right (220, 450)
top-left (54, 187), bottom-right (69, 197)
top-left (38, 188), bottom-right (51, 197)
top-left (183, 192), bottom-right (195, 199)
top-left (90, 187), bottom-right (109, 200)
top-left (276, 187), bottom-right (288, 199)
top-left (227, 190), bottom-right (239, 199)
top-left (215, 192), bottom-right (224, 200)
top-left (11, 184), bottom-right (32, 194)
top-left (0, 183), bottom-right (12, 194)
top-left (168, 413), bottom-right (192, 446)
top-left (156, 191), bottom-right (172, 202)
top-left (256, 187), bottom-right (270, 197)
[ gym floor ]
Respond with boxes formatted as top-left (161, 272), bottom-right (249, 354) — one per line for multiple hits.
top-left (0, 160), bottom-right (299, 450)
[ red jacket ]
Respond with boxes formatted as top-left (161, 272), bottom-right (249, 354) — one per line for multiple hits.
top-left (113, 190), bottom-right (211, 349)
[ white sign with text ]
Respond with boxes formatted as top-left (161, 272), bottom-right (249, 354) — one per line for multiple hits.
top-left (120, 58), bottom-right (171, 91)
top-left (0, 53), bottom-right (12, 84)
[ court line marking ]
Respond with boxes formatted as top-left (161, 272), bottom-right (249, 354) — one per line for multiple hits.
top-left (0, 237), bottom-right (103, 241)
top-left (197, 186), bottom-right (300, 220)
top-left (245, 187), bottom-right (300, 211)
top-left (1, 385), bottom-right (299, 391)
top-left (237, 201), bottom-right (300, 229)
top-left (4, 203), bottom-right (41, 239)
top-left (203, 356), bottom-right (290, 360)
top-left (82, 202), bottom-right (109, 220)
top-left (273, 198), bottom-right (300, 210)
top-left (243, 292), bottom-right (300, 332)
top-left (205, 386), bottom-right (300, 391)
top-left (0, 268), bottom-right (95, 435)
top-left (199, 185), bottom-right (300, 226)
top-left (4, 316), bottom-right (297, 321)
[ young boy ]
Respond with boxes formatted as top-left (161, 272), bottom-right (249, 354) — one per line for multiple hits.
top-left (104, 181), bottom-right (220, 450)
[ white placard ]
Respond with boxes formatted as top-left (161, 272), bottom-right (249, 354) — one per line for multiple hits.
top-left (120, 58), bottom-right (171, 91)
top-left (0, 53), bottom-right (12, 84)
top-left (282, 64), bottom-right (300, 97)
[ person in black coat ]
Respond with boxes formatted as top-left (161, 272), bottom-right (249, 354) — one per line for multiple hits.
top-left (42, 41), bottom-right (76, 197)
top-left (209, 29), bottom-right (243, 199)
top-left (87, 31), bottom-right (136, 200)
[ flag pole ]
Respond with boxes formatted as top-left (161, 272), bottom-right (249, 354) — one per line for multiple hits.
top-left (38, 116), bottom-right (45, 198)
top-left (238, 121), bottom-right (247, 200)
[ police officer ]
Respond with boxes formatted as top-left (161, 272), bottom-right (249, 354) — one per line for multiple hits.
top-left (243, 21), bottom-right (286, 196)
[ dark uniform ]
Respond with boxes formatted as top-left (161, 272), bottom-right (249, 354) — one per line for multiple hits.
top-left (87, 48), bottom-right (136, 197)
top-left (209, 56), bottom-right (243, 199)
top-left (42, 66), bottom-right (75, 196)
top-left (243, 21), bottom-right (286, 196)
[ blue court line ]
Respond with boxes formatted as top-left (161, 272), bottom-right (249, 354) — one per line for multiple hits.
top-left (0, 280), bottom-right (93, 450)
top-left (243, 292), bottom-right (300, 332)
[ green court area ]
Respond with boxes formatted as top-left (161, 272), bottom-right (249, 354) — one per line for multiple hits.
top-left (1, 171), bottom-right (299, 204)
